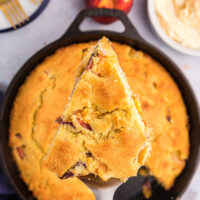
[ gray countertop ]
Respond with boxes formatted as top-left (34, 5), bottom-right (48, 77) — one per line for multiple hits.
top-left (0, 0), bottom-right (199, 199)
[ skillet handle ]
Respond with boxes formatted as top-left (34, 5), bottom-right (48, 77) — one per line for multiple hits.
top-left (61, 8), bottom-right (144, 42)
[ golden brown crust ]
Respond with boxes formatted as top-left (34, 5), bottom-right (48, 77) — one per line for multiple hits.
top-left (115, 44), bottom-right (189, 189)
top-left (43, 127), bottom-right (83, 177)
top-left (85, 127), bottom-right (147, 179)
top-left (9, 43), bottom-right (95, 200)
top-left (9, 39), bottom-right (189, 200)
top-left (44, 37), bottom-right (150, 180)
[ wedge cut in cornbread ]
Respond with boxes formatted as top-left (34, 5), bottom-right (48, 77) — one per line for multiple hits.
top-left (43, 37), bottom-right (151, 182)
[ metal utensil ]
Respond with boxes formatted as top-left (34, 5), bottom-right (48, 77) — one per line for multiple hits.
top-left (0, 0), bottom-right (28, 29)
top-left (30, 0), bottom-right (42, 6)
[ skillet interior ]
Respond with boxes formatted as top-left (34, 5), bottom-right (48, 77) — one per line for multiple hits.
top-left (0, 8), bottom-right (199, 200)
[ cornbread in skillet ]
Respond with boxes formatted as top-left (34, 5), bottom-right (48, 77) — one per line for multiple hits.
top-left (43, 37), bottom-right (151, 181)
top-left (9, 40), bottom-right (189, 200)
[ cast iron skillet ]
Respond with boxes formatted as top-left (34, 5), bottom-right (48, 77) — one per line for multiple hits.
top-left (0, 8), bottom-right (200, 200)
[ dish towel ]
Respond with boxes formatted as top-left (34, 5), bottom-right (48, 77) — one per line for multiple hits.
top-left (0, 90), bottom-right (19, 200)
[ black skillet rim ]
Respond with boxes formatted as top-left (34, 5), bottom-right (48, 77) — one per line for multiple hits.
top-left (0, 8), bottom-right (200, 200)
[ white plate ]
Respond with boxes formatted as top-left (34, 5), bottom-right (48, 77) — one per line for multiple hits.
top-left (147, 0), bottom-right (200, 56)
top-left (0, 0), bottom-right (48, 32)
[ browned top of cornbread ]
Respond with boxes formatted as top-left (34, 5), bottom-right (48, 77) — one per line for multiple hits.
top-left (43, 37), bottom-right (150, 181)
top-left (9, 40), bottom-right (189, 200)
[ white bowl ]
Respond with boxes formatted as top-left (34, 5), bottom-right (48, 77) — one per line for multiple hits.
top-left (147, 0), bottom-right (200, 56)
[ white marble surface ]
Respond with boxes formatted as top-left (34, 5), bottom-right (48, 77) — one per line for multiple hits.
top-left (0, 0), bottom-right (199, 199)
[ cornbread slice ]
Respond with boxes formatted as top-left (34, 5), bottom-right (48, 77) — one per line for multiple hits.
top-left (43, 37), bottom-right (151, 181)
